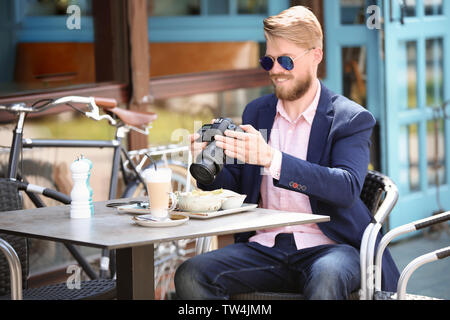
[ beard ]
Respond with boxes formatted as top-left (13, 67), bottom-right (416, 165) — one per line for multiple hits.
top-left (271, 73), bottom-right (313, 101)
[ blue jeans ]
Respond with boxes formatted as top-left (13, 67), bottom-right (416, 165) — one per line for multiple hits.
top-left (174, 233), bottom-right (360, 300)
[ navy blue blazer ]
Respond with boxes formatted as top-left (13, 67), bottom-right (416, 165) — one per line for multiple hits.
top-left (198, 82), bottom-right (400, 292)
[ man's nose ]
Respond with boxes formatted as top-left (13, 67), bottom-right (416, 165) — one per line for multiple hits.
top-left (271, 58), bottom-right (286, 73)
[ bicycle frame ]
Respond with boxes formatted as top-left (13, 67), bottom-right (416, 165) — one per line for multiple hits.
top-left (7, 112), bottom-right (145, 200)
top-left (4, 104), bottom-right (194, 292)
top-left (5, 111), bottom-right (147, 279)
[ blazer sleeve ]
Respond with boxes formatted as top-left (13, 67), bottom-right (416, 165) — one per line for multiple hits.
top-left (273, 110), bottom-right (376, 208)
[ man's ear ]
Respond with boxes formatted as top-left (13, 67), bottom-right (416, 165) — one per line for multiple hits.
top-left (313, 47), bottom-right (323, 65)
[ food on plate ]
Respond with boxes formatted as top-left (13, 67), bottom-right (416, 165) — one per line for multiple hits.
top-left (175, 189), bottom-right (246, 212)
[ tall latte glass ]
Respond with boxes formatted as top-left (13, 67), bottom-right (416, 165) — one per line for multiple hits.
top-left (142, 168), bottom-right (176, 220)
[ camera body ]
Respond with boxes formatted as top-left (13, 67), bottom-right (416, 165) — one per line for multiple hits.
top-left (190, 118), bottom-right (244, 185)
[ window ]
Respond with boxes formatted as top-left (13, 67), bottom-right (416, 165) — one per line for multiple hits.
top-left (0, 0), bottom-right (128, 101)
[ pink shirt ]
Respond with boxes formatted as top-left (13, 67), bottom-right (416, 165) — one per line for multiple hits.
top-left (249, 80), bottom-right (336, 250)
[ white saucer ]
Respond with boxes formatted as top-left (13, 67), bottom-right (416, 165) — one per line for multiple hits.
top-left (132, 213), bottom-right (189, 227)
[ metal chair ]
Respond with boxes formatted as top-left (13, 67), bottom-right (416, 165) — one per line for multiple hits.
top-left (230, 170), bottom-right (399, 300)
top-left (372, 211), bottom-right (449, 300)
top-left (0, 178), bottom-right (116, 300)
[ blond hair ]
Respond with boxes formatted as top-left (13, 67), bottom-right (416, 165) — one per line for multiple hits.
top-left (263, 6), bottom-right (323, 49)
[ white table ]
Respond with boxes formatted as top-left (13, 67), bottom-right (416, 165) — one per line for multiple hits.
top-left (0, 198), bottom-right (330, 299)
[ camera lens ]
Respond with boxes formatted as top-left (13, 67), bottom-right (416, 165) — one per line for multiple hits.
top-left (190, 163), bottom-right (216, 185)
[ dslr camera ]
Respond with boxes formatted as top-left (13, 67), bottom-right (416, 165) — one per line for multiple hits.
top-left (189, 118), bottom-right (244, 185)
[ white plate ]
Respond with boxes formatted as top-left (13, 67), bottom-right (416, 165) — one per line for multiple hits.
top-left (132, 214), bottom-right (189, 227)
top-left (174, 203), bottom-right (258, 219)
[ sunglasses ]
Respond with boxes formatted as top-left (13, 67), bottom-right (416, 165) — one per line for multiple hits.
top-left (259, 48), bottom-right (314, 71)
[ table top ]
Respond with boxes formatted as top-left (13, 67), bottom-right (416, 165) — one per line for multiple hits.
top-left (0, 198), bottom-right (330, 250)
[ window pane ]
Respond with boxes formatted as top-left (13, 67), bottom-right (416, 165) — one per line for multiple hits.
top-left (207, 0), bottom-right (229, 15)
top-left (426, 38), bottom-right (444, 108)
top-left (399, 124), bottom-right (420, 192)
top-left (148, 86), bottom-right (272, 146)
top-left (409, 124), bottom-right (420, 191)
top-left (237, 0), bottom-right (268, 15)
top-left (404, 0), bottom-right (416, 17)
top-left (25, 0), bottom-right (93, 16)
top-left (0, 0), bottom-right (128, 97)
top-left (427, 119), bottom-right (446, 186)
top-left (340, 0), bottom-right (365, 25)
top-left (425, 0), bottom-right (443, 16)
top-left (148, 0), bottom-right (200, 16)
top-left (342, 46), bottom-right (367, 107)
top-left (398, 41), bottom-right (418, 110)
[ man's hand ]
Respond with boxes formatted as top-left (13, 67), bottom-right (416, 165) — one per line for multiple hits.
top-left (215, 124), bottom-right (275, 168)
top-left (189, 119), bottom-right (216, 161)
top-left (189, 132), bottom-right (207, 162)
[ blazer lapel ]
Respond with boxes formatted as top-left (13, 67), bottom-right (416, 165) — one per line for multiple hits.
top-left (307, 82), bottom-right (334, 165)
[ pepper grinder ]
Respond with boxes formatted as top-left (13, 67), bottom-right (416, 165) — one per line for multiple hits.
top-left (70, 155), bottom-right (93, 219)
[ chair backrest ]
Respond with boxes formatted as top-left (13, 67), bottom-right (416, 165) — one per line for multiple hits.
top-left (360, 170), bottom-right (387, 215)
top-left (0, 179), bottom-right (28, 296)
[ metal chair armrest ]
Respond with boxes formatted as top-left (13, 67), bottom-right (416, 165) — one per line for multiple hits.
top-left (372, 176), bottom-right (399, 225)
top-left (0, 237), bottom-right (23, 300)
top-left (359, 222), bottom-right (375, 300)
top-left (364, 178), bottom-right (399, 300)
top-left (397, 246), bottom-right (450, 300)
top-left (374, 211), bottom-right (450, 292)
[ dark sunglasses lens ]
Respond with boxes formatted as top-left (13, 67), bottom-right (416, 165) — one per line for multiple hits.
top-left (278, 56), bottom-right (294, 71)
top-left (259, 56), bottom-right (274, 71)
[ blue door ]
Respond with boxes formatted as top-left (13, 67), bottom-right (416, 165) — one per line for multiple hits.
top-left (383, 0), bottom-right (450, 231)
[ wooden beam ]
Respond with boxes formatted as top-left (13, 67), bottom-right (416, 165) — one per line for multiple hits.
top-left (92, 0), bottom-right (130, 84)
top-left (149, 68), bottom-right (271, 100)
top-left (127, 0), bottom-right (152, 150)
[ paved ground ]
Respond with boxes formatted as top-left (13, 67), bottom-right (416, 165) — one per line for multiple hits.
top-left (389, 231), bottom-right (450, 299)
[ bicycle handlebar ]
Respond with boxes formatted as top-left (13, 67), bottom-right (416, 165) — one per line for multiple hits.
top-left (0, 96), bottom-right (118, 126)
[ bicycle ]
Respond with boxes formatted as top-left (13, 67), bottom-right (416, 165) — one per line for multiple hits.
top-left (0, 95), bottom-right (198, 299)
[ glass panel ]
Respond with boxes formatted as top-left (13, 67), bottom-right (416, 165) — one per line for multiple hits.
top-left (425, 0), bottom-right (443, 15)
top-left (0, 1), bottom-right (99, 96)
top-left (404, 0), bottom-right (417, 17)
top-left (237, 0), bottom-right (268, 14)
top-left (148, 0), bottom-right (200, 16)
top-left (399, 124), bottom-right (420, 192)
top-left (408, 124), bottom-right (420, 191)
top-left (207, 0), bottom-right (229, 15)
top-left (399, 126), bottom-right (410, 192)
top-left (25, 0), bottom-right (93, 16)
top-left (148, 86), bottom-right (272, 146)
top-left (342, 47), bottom-right (367, 107)
top-left (427, 119), bottom-right (446, 186)
top-left (398, 41), bottom-right (418, 110)
top-left (426, 38), bottom-right (444, 108)
top-left (340, 0), bottom-right (365, 25)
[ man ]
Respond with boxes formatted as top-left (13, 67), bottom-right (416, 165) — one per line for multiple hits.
top-left (175, 6), bottom-right (399, 300)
